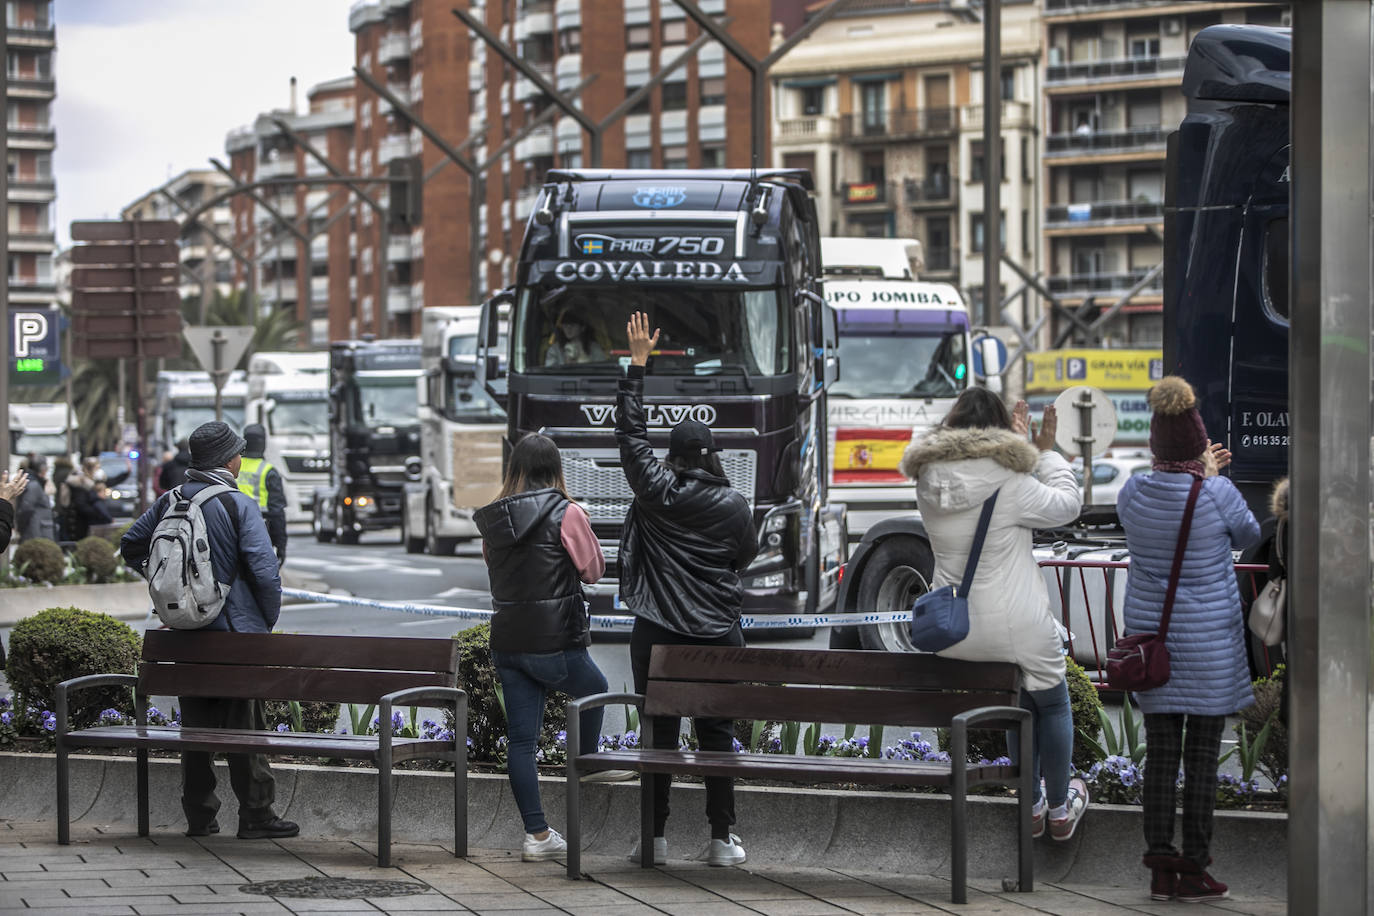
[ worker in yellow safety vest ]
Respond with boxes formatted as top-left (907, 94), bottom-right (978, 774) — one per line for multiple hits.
top-left (239, 424), bottom-right (288, 567)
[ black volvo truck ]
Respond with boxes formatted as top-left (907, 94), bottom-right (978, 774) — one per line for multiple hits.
top-left (478, 168), bottom-right (847, 617)
top-left (312, 338), bottom-right (423, 544)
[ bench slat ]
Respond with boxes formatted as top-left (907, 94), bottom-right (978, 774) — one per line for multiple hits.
top-left (643, 681), bottom-right (1018, 726)
top-left (647, 646), bottom-right (1020, 692)
top-left (62, 725), bottom-right (455, 763)
top-left (142, 630), bottom-right (459, 674)
top-left (139, 664), bottom-right (455, 704)
top-left (574, 749), bottom-right (1018, 788)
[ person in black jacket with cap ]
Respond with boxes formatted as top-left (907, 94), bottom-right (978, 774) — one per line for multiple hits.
top-left (617, 311), bottom-right (760, 868)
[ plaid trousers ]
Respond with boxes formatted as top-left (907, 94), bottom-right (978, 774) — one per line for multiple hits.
top-left (1142, 712), bottom-right (1226, 868)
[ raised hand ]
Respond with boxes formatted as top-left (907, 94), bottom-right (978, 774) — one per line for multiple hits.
top-left (626, 311), bottom-right (661, 367)
top-left (0, 469), bottom-right (28, 503)
top-left (1207, 440), bottom-right (1232, 472)
top-left (1011, 400), bottom-right (1031, 438)
top-left (1032, 405), bottom-right (1058, 453)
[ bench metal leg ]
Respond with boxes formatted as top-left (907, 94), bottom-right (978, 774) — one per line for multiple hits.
top-left (951, 729), bottom-right (968, 905)
top-left (377, 748), bottom-right (393, 868)
top-left (639, 773), bottom-right (655, 868)
top-left (136, 749), bottom-right (150, 837)
top-left (566, 762), bottom-right (581, 879)
top-left (1017, 720), bottom-right (1034, 893)
top-left (56, 737), bottom-right (70, 845)
top-left (454, 744), bottom-right (468, 859)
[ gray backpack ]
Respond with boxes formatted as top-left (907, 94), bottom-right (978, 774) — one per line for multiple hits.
top-left (146, 484), bottom-right (239, 629)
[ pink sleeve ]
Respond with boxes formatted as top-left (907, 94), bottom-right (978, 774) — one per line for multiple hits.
top-left (560, 501), bottom-right (605, 583)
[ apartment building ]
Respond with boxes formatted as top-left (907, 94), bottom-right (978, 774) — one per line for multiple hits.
top-left (7, 0), bottom-right (56, 309)
top-left (770, 0), bottom-right (1042, 322)
top-left (224, 76), bottom-right (357, 346)
top-left (121, 169), bottom-right (235, 303)
top-left (1041, 0), bottom-right (1287, 346)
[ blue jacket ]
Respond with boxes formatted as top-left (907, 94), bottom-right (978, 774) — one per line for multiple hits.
top-left (1118, 471), bottom-right (1261, 715)
top-left (121, 471), bottom-right (282, 632)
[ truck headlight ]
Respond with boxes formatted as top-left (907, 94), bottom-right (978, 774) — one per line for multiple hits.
top-left (749, 506), bottom-right (799, 571)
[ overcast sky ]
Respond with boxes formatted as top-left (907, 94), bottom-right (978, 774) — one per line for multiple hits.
top-left (53, 0), bottom-right (357, 246)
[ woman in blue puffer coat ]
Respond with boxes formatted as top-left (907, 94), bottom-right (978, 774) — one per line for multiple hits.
top-left (1118, 376), bottom-right (1260, 904)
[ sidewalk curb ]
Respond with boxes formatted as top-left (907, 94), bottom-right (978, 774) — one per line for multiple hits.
top-left (0, 751), bottom-right (1287, 895)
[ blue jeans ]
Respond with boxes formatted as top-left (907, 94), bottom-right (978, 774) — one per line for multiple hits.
top-left (493, 648), bottom-right (608, 835)
top-left (1005, 678), bottom-right (1073, 809)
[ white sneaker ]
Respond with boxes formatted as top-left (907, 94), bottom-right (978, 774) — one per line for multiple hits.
top-left (628, 836), bottom-right (667, 864)
top-left (1049, 778), bottom-right (1089, 842)
top-left (522, 828), bottom-right (567, 861)
top-left (707, 834), bottom-right (746, 867)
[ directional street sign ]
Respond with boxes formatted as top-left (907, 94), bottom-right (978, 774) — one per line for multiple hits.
top-left (69, 219), bottom-right (184, 359)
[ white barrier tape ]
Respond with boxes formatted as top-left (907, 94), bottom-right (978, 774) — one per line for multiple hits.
top-left (281, 587), bottom-right (913, 632)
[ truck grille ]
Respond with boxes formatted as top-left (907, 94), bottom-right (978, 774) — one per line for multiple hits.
top-left (561, 448), bottom-right (756, 525)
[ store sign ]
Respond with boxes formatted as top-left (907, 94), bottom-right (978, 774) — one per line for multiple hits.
top-left (1025, 348), bottom-right (1163, 394)
top-left (9, 307), bottom-right (62, 386)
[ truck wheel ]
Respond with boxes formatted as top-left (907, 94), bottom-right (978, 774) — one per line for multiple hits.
top-left (425, 500), bottom-right (459, 557)
top-left (854, 536), bottom-right (934, 653)
top-left (401, 510), bottom-right (424, 554)
top-left (313, 499), bottom-right (334, 543)
top-left (334, 501), bottom-right (359, 545)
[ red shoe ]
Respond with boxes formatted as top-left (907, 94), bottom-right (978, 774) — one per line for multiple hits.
top-left (1176, 868), bottom-right (1228, 903)
top-left (1142, 854), bottom-right (1180, 901)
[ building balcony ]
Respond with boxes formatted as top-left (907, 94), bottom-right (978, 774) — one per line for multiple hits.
top-left (349, 275), bottom-right (358, 297)
top-left (6, 25), bottom-right (55, 48)
top-left (257, 156), bottom-right (297, 180)
top-left (515, 187), bottom-right (541, 221)
top-left (310, 276), bottom-right (330, 301)
top-left (348, 0), bottom-right (384, 31)
top-left (515, 125), bottom-right (554, 161)
top-left (386, 82), bottom-right (410, 106)
top-left (1045, 0), bottom-right (1183, 15)
top-left (378, 133), bottom-right (413, 165)
top-left (555, 0), bottom-right (580, 30)
top-left (386, 286), bottom-right (413, 314)
top-left (310, 236), bottom-right (330, 261)
top-left (8, 178), bottom-right (55, 200)
top-left (7, 125), bottom-right (54, 148)
top-left (387, 236), bottom-right (412, 262)
top-left (6, 76), bottom-right (54, 98)
top-left (1045, 199), bottom-right (1164, 229)
top-left (904, 175), bottom-right (957, 208)
top-left (962, 100), bottom-right (1034, 131)
top-left (1046, 55), bottom-right (1187, 88)
top-left (840, 108), bottom-right (957, 142)
top-left (1045, 126), bottom-right (1168, 159)
top-left (1047, 268), bottom-right (1163, 297)
top-left (777, 116), bottom-right (839, 143)
top-left (923, 247), bottom-right (959, 275)
top-left (840, 181), bottom-right (896, 207)
top-left (513, 63), bottom-right (554, 102)
top-left (515, 0), bottom-right (554, 38)
top-left (378, 31), bottom-right (411, 64)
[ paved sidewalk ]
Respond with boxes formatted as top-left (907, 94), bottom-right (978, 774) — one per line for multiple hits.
top-left (0, 821), bottom-right (1284, 915)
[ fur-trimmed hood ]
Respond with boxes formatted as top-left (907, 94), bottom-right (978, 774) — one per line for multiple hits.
top-left (900, 426), bottom-right (1039, 481)
top-left (1269, 477), bottom-right (1288, 522)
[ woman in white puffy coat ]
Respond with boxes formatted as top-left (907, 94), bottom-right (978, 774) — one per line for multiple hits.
top-left (900, 388), bottom-right (1086, 840)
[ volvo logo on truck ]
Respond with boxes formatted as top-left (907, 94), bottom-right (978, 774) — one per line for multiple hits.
top-left (578, 404), bottom-right (716, 426)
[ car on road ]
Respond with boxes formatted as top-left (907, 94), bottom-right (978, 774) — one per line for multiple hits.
top-left (1069, 454), bottom-right (1152, 506)
top-left (97, 452), bottom-right (137, 518)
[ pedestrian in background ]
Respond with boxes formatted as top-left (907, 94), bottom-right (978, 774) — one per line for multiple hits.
top-left (121, 421), bottom-right (296, 841)
top-left (1118, 376), bottom-right (1259, 903)
top-left (237, 424), bottom-right (288, 567)
top-left (900, 389), bottom-right (1088, 842)
top-left (14, 455), bottom-right (55, 543)
top-left (57, 460), bottom-right (111, 541)
top-left (617, 311), bottom-right (759, 867)
top-left (156, 441), bottom-right (191, 497)
top-left (474, 433), bottom-right (608, 862)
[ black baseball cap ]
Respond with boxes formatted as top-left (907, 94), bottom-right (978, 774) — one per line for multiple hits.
top-left (668, 419), bottom-right (720, 457)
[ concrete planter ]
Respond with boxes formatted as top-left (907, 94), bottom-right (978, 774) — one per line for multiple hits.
top-left (0, 581), bottom-right (149, 624)
top-left (0, 751), bottom-right (1288, 896)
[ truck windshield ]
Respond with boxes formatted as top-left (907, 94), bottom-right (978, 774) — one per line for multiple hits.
top-left (513, 286), bottom-right (790, 376)
top-left (268, 398), bottom-right (328, 436)
top-left (169, 406), bottom-right (244, 441)
top-left (831, 331), bottom-right (968, 399)
top-left (354, 377), bottom-right (417, 428)
top-left (10, 431), bottom-right (67, 456)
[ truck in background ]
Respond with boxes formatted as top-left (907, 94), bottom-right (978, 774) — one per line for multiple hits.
top-left (401, 307), bottom-right (506, 555)
top-left (821, 236), bottom-right (971, 541)
top-left (478, 167), bottom-right (847, 618)
top-left (312, 339), bottom-right (422, 544)
top-left (152, 370), bottom-right (247, 457)
top-left (8, 402), bottom-right (77, 473)
top-left (247, 351), bottom-right (331, 523)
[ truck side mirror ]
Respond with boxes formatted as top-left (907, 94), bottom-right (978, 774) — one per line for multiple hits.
top-left (477, 293), bottom-right (511, 407)
top-left (821, 304), bottom-right (840, 389)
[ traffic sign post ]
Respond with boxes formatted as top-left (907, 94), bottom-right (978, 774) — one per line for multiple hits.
top-left (1052, 385), bottom-right (1117, 505)
top-left (183, 326), bottom-right (254, 421)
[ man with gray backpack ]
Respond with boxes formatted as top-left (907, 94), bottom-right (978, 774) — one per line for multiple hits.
top-left (121, 421), bottom-right (297, 840)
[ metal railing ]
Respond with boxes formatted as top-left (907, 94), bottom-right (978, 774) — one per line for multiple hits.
top-left (924, 247), bottom-right (957, 272)
top-left (905, 175), bottom-right (955, 205)
top-left (1045, 200), bottom-right (1164, 226)
top-left (1046, 126), bottom-right (1168, 155)
top-left (1045, 0), bottom-right (1179, 12)
top-left (1046, 269), bottom-right (1163, 294)
top-left (840, 107), bottom-right (958, 141)
top-left (1046, 55), bottom-right (1187, 85)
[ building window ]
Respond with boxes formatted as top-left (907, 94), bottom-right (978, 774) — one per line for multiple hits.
top-left (700, 144), bottom-right (726, 169)
top-left (1022, 209), bottom-right (1031, 255)
top-left (628, 149), bottom-right (653, 169)
top-left (800, 85), bottom-right (824, 116)
top-left (561, 151), bottom-right (583, 169)
top-left (624, 86), bottom-right (651, 116)
top-left (558, 27), bottom-right (581, 53)
top-left (860, 81), bottom-right (886, 132)
top-left (1129, 36), bottom-right (1160, 59)
top-left (969, 141), bottom-right (1005, 183)
top-left (970, 212), bottom-right (1006, 254)
top-left (860, 148), bottom-right (885, 184)
top-left (699, 77), bottom-right (726, 106)
top-left (662, 81), bottom-right (688, 111)
top-left (626, 24), bottom-right (651, 49)
top-left (1021, 136), bottom-right (1031, 181)
top-left (1001, 66), bottom-right (1015, 101)
top-left (662, 19), bottom-right (687, 45)
top-left (663, 145), bottom-right (688, 169)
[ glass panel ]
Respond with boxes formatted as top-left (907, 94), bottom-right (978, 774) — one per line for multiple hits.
top-left (354, 377), bottom-right (418, 427)
top-left (831, 330), bottom-right (968, 399)
top-left (267, 398), bottom-right (328, 436)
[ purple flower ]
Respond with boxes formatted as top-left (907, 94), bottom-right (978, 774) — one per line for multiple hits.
top-left (0, 696), bottom-right (11, 710)
top-left (42, 714), bottom-right (57, 732)
top-left (275, 723), bottom-right (289, 733)
top-left (731, 738), bottom-right (744, 753)
top-left (1, 711), bottom-right (11, 726)
top-left (146, 707), bottom-right (161, 720)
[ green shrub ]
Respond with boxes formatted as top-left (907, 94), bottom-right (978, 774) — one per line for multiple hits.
top-left (12, 538), bottom-right (65, 584)
top-left (447, 623), bottom-right (567, 762)
top-left (6, 607), bottom-right (141, 728)
top-left (1066, 658), bottom-right (1104, 772)
top-left (73, 537), bottom-right (119, 583)
top-left (1238, 664), bottom-right (1287, 786)
top-left (264, 700), bottom-right (342, 733)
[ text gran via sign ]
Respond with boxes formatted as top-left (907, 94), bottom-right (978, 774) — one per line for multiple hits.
top-left (1024, 348), bottom-right (1163, 394)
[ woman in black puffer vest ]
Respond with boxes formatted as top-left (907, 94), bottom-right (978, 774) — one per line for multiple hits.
top-left (474, 433), bottom-right (607, 863)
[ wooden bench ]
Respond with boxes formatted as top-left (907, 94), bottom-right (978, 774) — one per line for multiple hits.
top-left (55, 630), bottom-right (467, 867)
top-left (565, 646), bottom-right (1032, 904)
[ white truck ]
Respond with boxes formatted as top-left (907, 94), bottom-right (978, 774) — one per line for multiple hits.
top-left (821, 237), bottom-right (972, 541)
top-left (247, 351), bottom-right (331, 522)
top-left (401, 306), bottom-right (506, 555)
top-left (153, 370), bottom-right (248, 457)
top-left (8, 402), bottom-right (76, 473)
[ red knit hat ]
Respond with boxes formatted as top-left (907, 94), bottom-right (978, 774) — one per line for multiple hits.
top-left (1148, 376), bottom-right (1208, 461)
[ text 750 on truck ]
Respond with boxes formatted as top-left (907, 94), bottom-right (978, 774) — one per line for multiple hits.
top-left (476, 168), bottom-right (848, 619)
